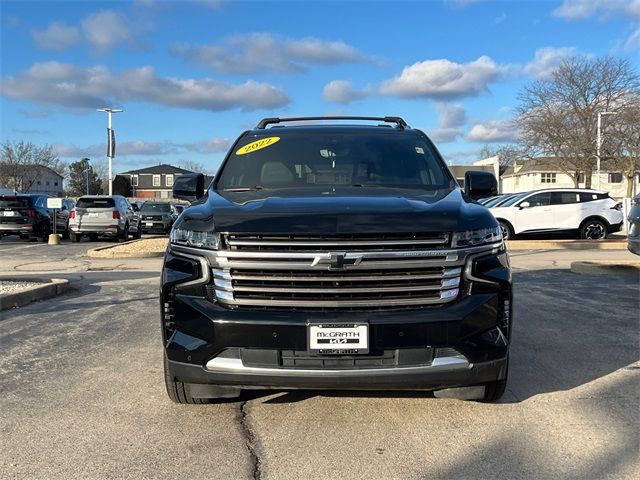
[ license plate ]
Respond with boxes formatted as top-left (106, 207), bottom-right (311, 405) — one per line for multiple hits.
top-left (308, 323), bottom-right (369, 354)
top-left (1, 211), bottom-right (15, 216)
top-left (145, 222), bottom-right (153, 227)
top-left (88, 213), bottom-right (99, 217)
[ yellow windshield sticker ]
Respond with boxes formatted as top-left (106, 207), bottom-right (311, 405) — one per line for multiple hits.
top-left (236, 136), bottom-right (280, 155)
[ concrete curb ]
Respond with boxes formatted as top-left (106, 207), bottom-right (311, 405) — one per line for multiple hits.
top-left (571, 261), bottom-right (640, 276)
top-left (0, 278), bottom-right (70, 311)
top-left (506, 240), bottom-right (626, 250)
top-left (87, 239), bottom-right (166, 259)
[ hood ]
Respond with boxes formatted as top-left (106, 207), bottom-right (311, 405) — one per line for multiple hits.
top-left (175, 187), bottom-right (497, 235)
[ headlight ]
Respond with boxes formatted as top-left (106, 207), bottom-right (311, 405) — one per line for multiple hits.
top-left (170, 229), bottom-right (220, 250)
top-left (451, 226), bottom-right (502, 248)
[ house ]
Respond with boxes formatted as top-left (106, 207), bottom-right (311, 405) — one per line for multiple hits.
top-left (473, 157), bottom-right (639, 200)
top-left (116, 164), bottom-right (199, 199)
top-left (0, 165), bottom-right (64, 196)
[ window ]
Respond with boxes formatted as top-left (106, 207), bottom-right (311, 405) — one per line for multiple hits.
top-left (77, 198), bottom-right (115, 208)
top-left (166, 174), bottom-right (174, 186)
top-left (153, 175), bottom-right (160, 187)
top-left (608, 172), bottom-right (623, 183)
top-left (577, 173), bottom-right (585, 184)
top-left (540, 173), bottom-right (556, 183)
top-left (54, 181), bottom-right (58, 186)
top-left (131, 175), bottom-right (138, 186)
top-left (523, 192), bottom-right (551, 207)
top-left (217, 132), bottom-right (454, 191)
top-left (37, 181), bottom-right (42, 185)
top-left (551, 192), bottom-right (579, 205)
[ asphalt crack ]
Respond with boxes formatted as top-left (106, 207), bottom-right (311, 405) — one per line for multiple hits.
top-left (239, 400), bottom-right (262, 480)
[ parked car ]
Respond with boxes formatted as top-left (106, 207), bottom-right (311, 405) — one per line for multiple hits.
top-left (0, 194), bottom-right (51, 241)
top-left (68, 195), bottom-right (140, 242)
top-left (490, 188), bottom-right (623, 240)
top-left (139, 202), bottom-right (178, 234)
top-left (628, 194), bottom-right (640, 255)
top-left (173, 203), bottom-right (189, 214)
top-left (161, 116), bottom-right (511, 404)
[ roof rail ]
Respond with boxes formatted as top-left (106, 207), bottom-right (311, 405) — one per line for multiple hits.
top-left (256, 116), bottom-right (409, 130)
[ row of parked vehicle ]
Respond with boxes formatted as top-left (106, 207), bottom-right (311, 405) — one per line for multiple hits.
top-left (479, 188), bottom-right (625, 240)
top-left (0, 193), bottom-right (189, 242)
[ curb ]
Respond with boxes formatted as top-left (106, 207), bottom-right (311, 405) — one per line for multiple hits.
top-left (0, 278), bottom-right (69, 311)
top-left (87, 239), bottom-right (166, 259)
top-left (506, 240), bottom-right (627, 250)
top-left (571, 261), bottom-right (640, 276)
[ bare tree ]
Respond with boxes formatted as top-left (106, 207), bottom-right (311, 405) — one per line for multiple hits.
top-left (0, 141), bottom-right (65, 192)
top-left (606, 97), bottom-right (640, 197)
top-left (478, 144), bottom-right (522, 175)
top-left (179, 159), bottom-right (212, 175)
top-left (515, 56), bottom-right (639, 188)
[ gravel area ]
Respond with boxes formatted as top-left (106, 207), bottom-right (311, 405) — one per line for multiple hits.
top-left (87, 238), bottom-right (169, 258)
top-left (0, 280), bottom-right (42, 296)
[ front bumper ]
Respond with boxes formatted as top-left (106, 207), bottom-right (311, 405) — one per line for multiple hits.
top-left (161, 245), bottom-right (512, 392)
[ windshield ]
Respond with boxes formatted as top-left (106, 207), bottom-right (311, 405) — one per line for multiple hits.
top-left (0, 196), bottom-right (30, 208)
top-left (497, 193), bottom-right (530, 207)
top-left (217, 132), bottom-right (454, 191)
top-left (141, 203), bottom-right (171, 213)
top-left (77, 198), bottom-right (115, 209)
top-left (483, 196), bottom-right (509, 207)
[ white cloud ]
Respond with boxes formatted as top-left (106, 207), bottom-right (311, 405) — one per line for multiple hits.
top-left (625, 25), bottom-right (640, 49)
top-left (31, 22), bottom-right (80, 51)
top-left (1, 61), bottom-right (290, 112)
top-left (444, 0), bottom-right (483, 8)
top-left (54, 137), bottom-right (232, 159)
top-left (553, 0), bottom-right (640, 20)
top-left (523, 47), bottom-right (578, 80)
top-left (322, 80), bottom-right (370, 104)
top-left (81, 10), bottom-right (135, 52)
top-left (426, 103), bottom-right (467, 143)
top-left (494, 13), bottom-right (507, 24)
top-left (465, 119), bottom-right (518, 143)
top-left (171, 33), bottom-right (367, 74)
top-left (379, 56), bottom-right (506, 100)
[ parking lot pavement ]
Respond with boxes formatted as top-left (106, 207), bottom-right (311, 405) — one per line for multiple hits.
top-left (0, 247), bottom-right (638, 479)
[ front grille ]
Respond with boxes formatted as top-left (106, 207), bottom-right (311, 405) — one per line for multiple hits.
top-left (207, 233), bottom-right (465, 310)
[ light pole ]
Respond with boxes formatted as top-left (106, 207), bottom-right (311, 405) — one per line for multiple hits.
top-left (596, 111), bottom-right (616, 190)
top-left (82, 165), bottom-right (90, 195)
top-left (97, 108), bottom-right (123, 195)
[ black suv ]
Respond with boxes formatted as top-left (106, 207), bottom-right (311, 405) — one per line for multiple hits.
top-left (0, 194), bottom-right (52, 241)
top-left (161, 117), bottom-right (512, 403)
top-left (139, 202), bottom-right (177, 234)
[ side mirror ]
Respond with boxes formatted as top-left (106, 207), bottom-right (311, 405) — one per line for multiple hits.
top-left (519, 201), bottom-right (531, 209)
top-left (173, 173), bottom-right (205, 202)
top-left (464, 171), bottom-right (498, 201)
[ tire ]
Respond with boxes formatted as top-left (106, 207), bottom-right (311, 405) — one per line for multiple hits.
top-left (19, 234), bottom-right (30, 241)
top-left (580, 219), bottom-right (607, 240)
top-left (498, 220), bottom-right (513, 241)
top-left (133, 227), bottom-right (142, 240)
top-left (481, 357), bottom-right (509, 402)
top-left (70, 231), bottom-right (81, 243)
top-left (40, 223), bottom-right (50, 242)
top-left (118, 224), bottom-right (129, 243)
top-left (89, 234), bottom-right (99, 242)
top-left (163, 355), bottom-right (208, 404)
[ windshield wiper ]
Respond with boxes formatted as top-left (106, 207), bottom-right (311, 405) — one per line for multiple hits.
top-left (221, 185), bottom-right (264, 192)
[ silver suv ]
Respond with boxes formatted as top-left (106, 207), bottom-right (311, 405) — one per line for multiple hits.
top-left (69, 195), bottom-right (141, 242)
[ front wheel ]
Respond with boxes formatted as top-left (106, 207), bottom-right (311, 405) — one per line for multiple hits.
top-left (164, 356), bottom-right (208, 404)
top-left (580, 219), bottom-right (607, 240)
top-left (498, 220), bottom-right (513, 241)
top-left (481, 357), bottom-right (508, 402)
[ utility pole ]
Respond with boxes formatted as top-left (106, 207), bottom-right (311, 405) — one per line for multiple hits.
top-left (97, 108), bottom-right (123, 195)
top-left (596, 111), bottom-right (616, 191)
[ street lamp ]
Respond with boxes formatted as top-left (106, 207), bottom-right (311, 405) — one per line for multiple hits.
top-left (97, 108), bottom-right (123, 195)
top-left (82, 164), bottom-right (91, 195)
top-left (596, 111), bottom-right (617, 190)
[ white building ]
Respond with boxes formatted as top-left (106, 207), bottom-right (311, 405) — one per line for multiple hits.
top-left (473, 157), bottom-right (639, 200)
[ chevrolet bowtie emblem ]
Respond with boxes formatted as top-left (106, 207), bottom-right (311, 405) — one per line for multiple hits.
top-left (312, 252), bottom-right (363, 270)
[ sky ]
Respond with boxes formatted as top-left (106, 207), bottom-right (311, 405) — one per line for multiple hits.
top-left (1, 0), bottom-right (639, 176)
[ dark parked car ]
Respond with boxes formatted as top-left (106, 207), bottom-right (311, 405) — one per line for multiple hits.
top-left (139, 202), bottom-right (177, 234)
top-left (49, 198), bottom-right (76, 238)
top-left (162, 116), bottom-right (510, 404)
top-left (0, 194), bottom-right (51, 241)
top-left (628, 194), bottom-right (640, 255)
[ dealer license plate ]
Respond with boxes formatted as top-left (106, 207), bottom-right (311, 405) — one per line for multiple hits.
top-left (1, 211), bottom-right (15, 216)
top-left (145, 222), bottom-right (153, 227)
top-left (308, 323), bottom-right (369, 354)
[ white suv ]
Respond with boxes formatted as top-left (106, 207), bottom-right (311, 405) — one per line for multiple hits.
top-left (489, 189), bottom-right (623, 240)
